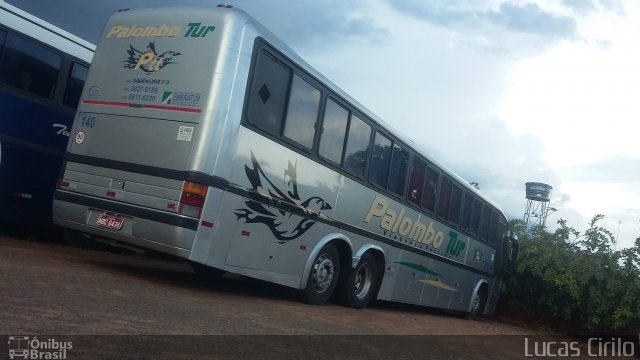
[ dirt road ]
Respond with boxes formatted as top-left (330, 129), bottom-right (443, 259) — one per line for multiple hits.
top-left (0, 229), bottom-right (545, 359)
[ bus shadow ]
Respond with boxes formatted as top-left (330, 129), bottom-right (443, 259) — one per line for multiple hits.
top-left (368, 299), bottom-right (468, 320)
top-left (86, 256), bottom-right (303, 303)
top-left (2, 224), bottom-right (489, 319)
top-left (1, 223), bottom-right (304, 303)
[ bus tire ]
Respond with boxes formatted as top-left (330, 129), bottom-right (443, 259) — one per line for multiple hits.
top-left (338, 252), bottom-right (378, 309)
top-left (190, 261), bottom-right (226, 279)
top-left (468, 287), bottom-right (487, 320)
top-left (303, 243), bottom-right (340, 305)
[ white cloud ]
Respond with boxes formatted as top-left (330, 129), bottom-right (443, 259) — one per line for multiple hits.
top-left (496, 1), bottom-right (640, 248)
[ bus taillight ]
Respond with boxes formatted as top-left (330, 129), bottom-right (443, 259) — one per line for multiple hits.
top-left (56, 161), bottom-right (68, 189)
top-left (179, 181), bottom-right (208, 218)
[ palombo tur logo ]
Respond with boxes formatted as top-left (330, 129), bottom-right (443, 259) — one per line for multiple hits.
top-left (118, 22), bottom-right (216, 74)
top-left (107, 23), bottom-right (215, 39)
top-left (123, 41), bottom-right (181, 74)
top-left (365, 195), bottom-right (466, 257)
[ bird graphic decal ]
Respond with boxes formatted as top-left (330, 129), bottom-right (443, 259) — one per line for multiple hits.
top-left (235, 151), bottom-right (332, 243)
top-left (123, 42), bottom-right (181, 74)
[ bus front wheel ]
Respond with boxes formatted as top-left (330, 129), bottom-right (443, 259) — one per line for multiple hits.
top-left (303, 244), bottom-right (340, 305)
top-left (338, 252), bottom-right (378, 309)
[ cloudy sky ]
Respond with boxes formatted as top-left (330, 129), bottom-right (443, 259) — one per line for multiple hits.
top-left (9, 0), bottom-right (639, 249)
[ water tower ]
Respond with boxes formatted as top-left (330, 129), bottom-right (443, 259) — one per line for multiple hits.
top-left (523, 182), bottom-right (554, 228)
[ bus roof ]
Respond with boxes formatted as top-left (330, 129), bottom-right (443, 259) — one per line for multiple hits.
top-left (0, 1), bottom-right (95, 61)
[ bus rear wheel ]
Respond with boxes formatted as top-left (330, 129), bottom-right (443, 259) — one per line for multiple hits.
top-left (338, 252), bottom-right (378, 309)
top-left (468, 287), bottom-right (487, 320)
top-left (303, 244), bottom-right (340, 305)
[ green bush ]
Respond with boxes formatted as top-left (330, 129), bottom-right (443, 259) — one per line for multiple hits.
top-left (501, 215), bottom-right (640, 334)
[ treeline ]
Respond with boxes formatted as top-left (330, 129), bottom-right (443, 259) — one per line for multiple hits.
top-left (500, 215), bottom-right (640, 335)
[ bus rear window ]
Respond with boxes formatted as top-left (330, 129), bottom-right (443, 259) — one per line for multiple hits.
top-left (0, 33), bottom-right (61, 99)
top-left (246, 50), bottom-right (291, 136)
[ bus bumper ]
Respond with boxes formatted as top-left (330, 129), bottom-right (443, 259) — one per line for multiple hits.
top-left (53, 190), bottom-right (196, 258)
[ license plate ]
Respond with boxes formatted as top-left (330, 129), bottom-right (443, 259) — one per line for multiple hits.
top-left (96, 213), bottom-right (124, 230)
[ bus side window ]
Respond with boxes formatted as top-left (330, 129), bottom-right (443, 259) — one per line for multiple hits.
top-left (0, 33), bottom-right (61, 99)
top-left (283, 74), bottom-right (321, 150)
top-left (488, 210), bottom-right (499, 245)
top-left (448, 183), bottom-right (462, 225)
top-left (461, 192), bottom-right (474, 231)
top-left (470, 200), bottom-right (482, 235)
top-left (63, 62), bottom-right (89, 109)
top-left (478, 204), bottom-right (490, 241)
top-left (407, 158), bottom-right (426, 205)
top-left (369, 132), bottom-right (392, 189)
top-left (387, 144), bottom-right (409, 196)
top-left (318, 98), bottom-right (348, 164)
top-left (343, 114), bottom-right (371, 177)
top-left (437, 177), bottom-right (452, 220)
top-left (422, 165), bottom-right (439, 213)
top-left (246, 50), bottom-right (291, 136)
top-left (0, 30), bottom-right (6, 49)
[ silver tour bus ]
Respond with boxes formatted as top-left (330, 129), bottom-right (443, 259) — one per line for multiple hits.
top-left (53, 5), bottom-right (518, 314)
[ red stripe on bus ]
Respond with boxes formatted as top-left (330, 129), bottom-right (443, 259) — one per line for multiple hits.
top-left (83, 100), bottom-right (201, 113)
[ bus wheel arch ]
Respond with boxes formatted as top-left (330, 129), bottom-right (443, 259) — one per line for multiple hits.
top-left (468, 280), bottom-right (489, 320)
top-left (301, 234), bottom-right (352, 305)
top-left (337, 245), bottom-right (385, 309)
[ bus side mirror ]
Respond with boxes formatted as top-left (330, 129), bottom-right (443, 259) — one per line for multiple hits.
top-left (507, 231), bottom-right (519, 263)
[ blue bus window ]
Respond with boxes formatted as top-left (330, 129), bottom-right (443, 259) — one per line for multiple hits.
top-left (0, 33), bottom-right (61, 99)
top-left (63, 62), bottom-right (89, 108)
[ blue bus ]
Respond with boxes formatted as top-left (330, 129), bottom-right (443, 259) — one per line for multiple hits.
top-left (0, 1), bottom-right (94, 226)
